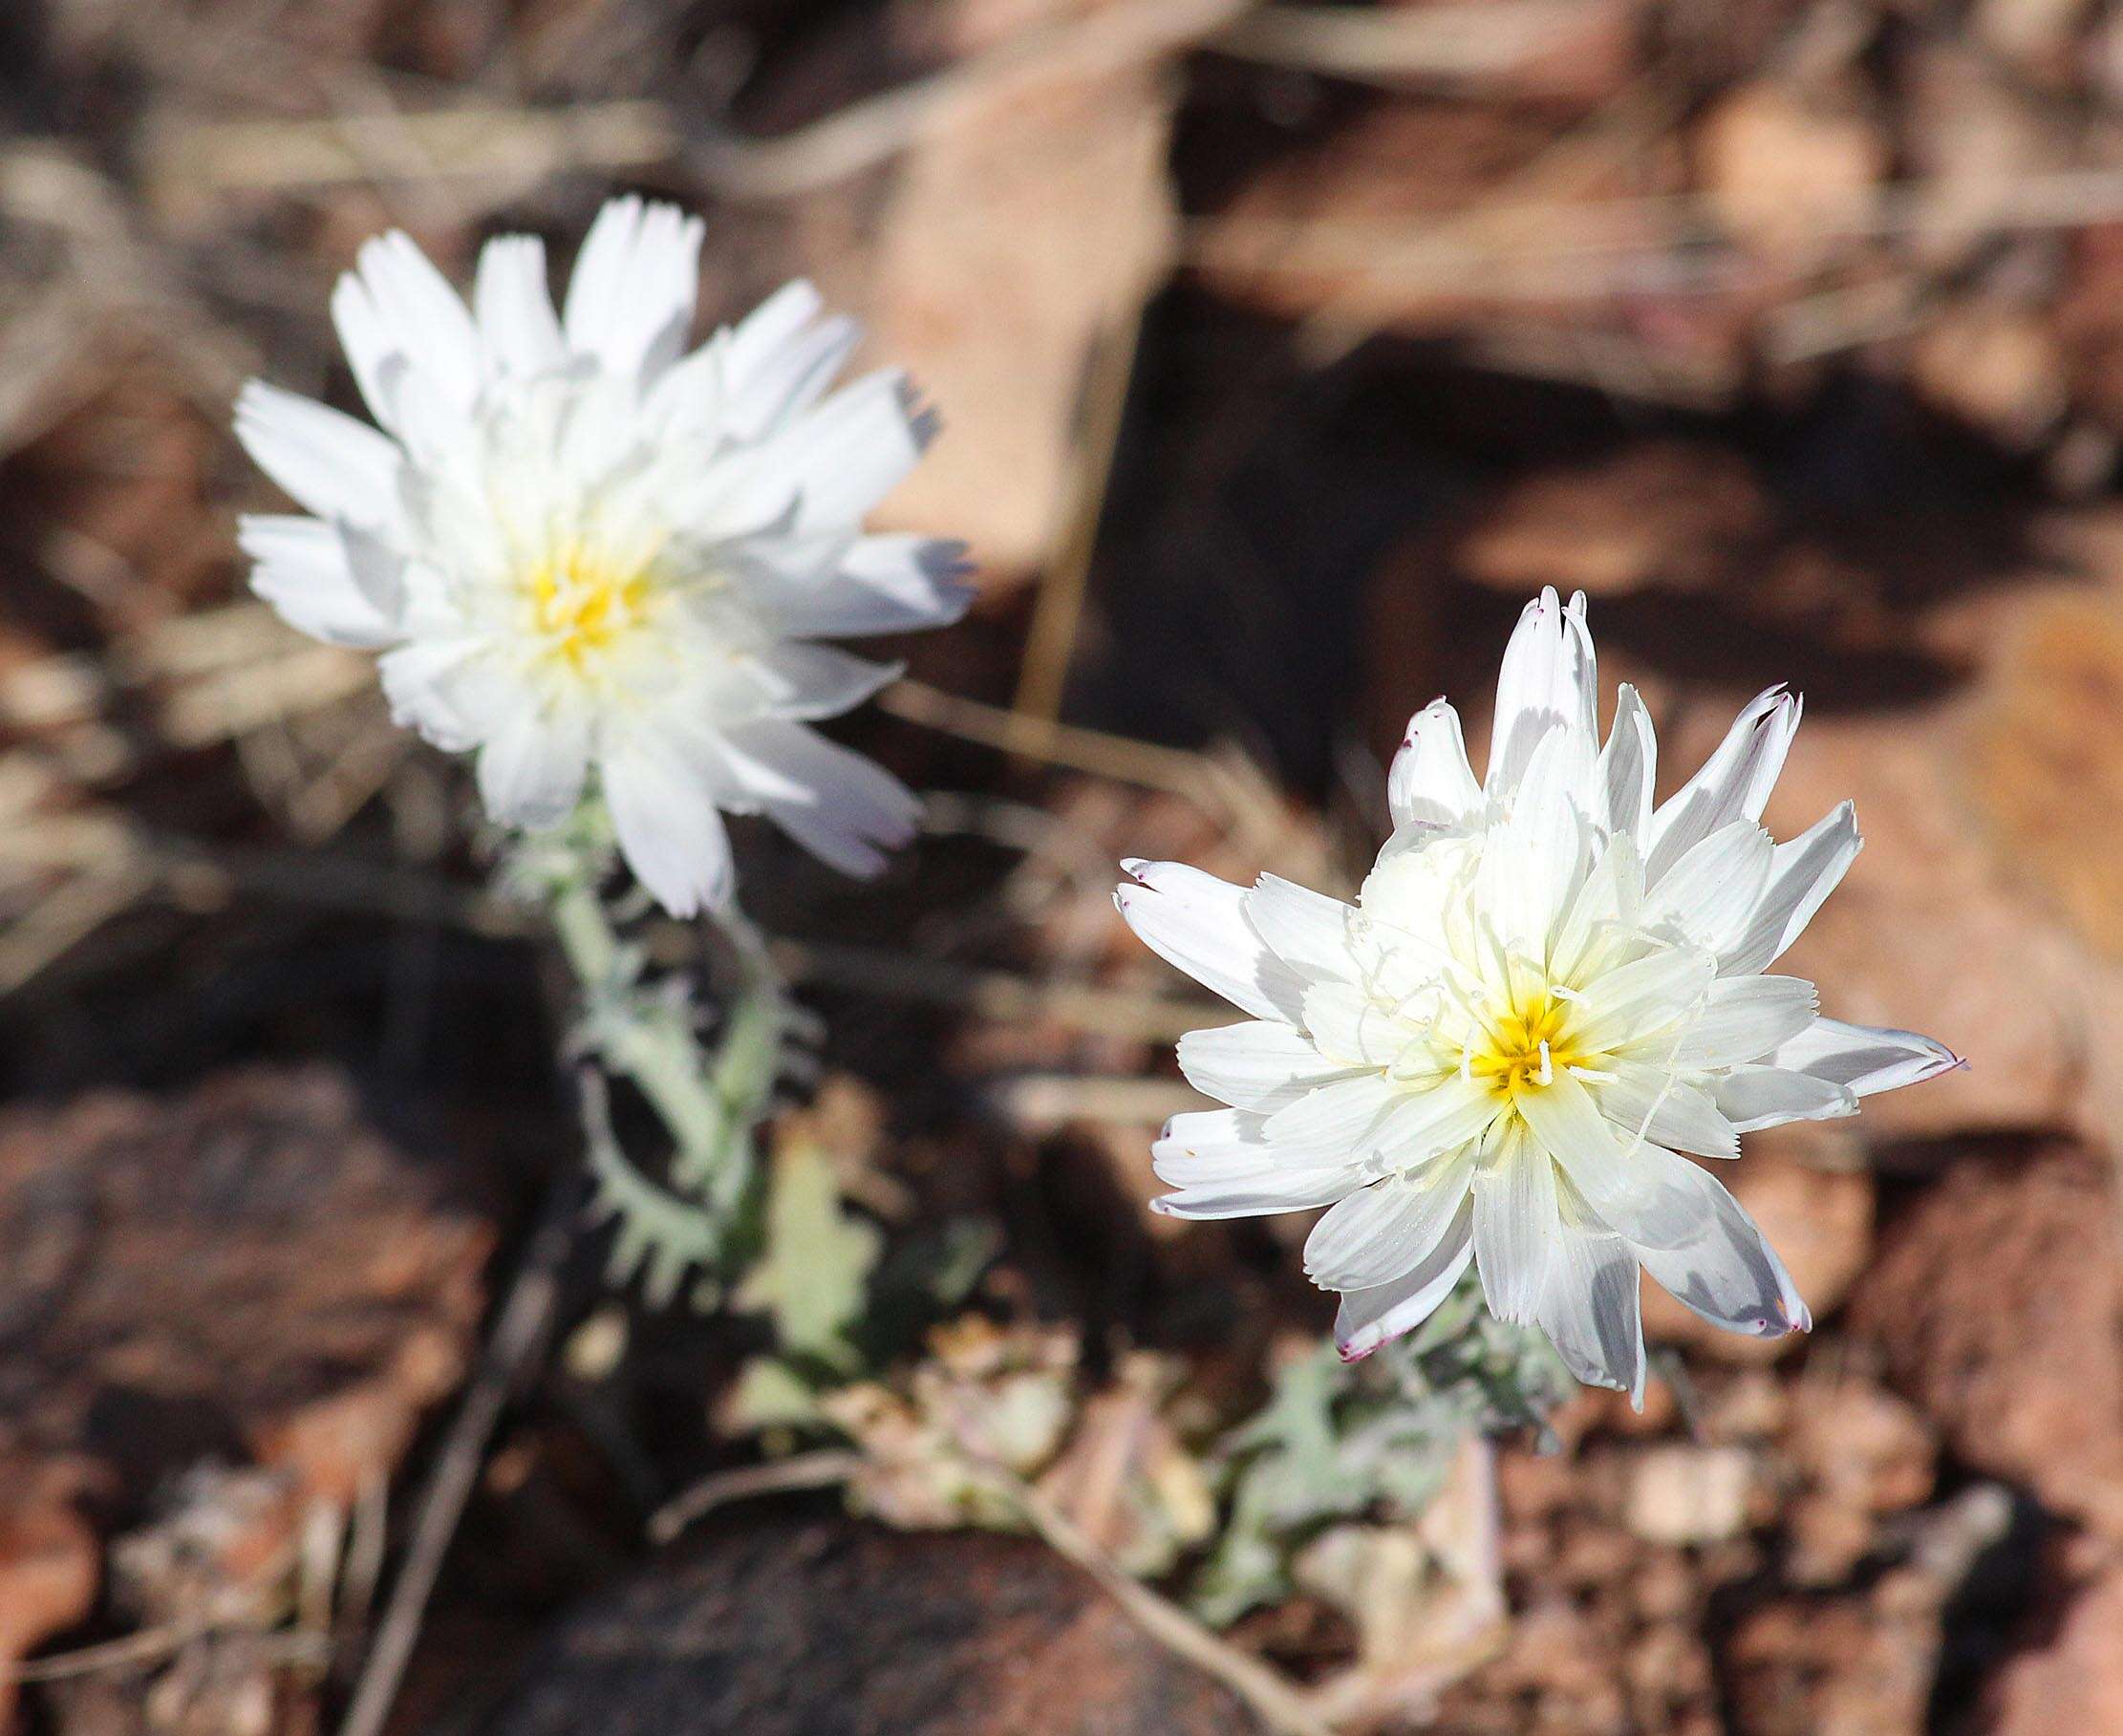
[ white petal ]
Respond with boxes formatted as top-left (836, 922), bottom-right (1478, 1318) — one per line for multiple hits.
top-left (1639, 821), bottom-right (1773, 957)
top-left (1114, 861), bottom-right (1308, 1023)
top-left (239, 515), bottom-right (402, 648)
top-left (1371, 1076), bottom-right (1502, 1168)
top-left (720, 718), bottom-right (919, 879)
top-left (1517, 1071), bottom-right (1714, 1250)
top-left (783, 369), bottom-right (933, 533)
top-left (723, 281), bottom-right (830, 417)
top-left (1635, 1163), bottom-right (1810, 1340)
top-left (234, 380), bottom-right (403, 531)
top-left (1537, 1223), bottom-right (1646, 1403)
top-left (563, 197), bottom-right (706, 383)
top-left (1570, 945), bottom-right (1716, 1055)
top-left (1671, 975), bottom-right (1817, 1068)
top-left (1479, 724), bottom-right (1592, 957)
top-left (1301, 981), bottom-right (1406, 1068)
top-left (1471, 1126), bottom-right (1557, 1322)
top-left (1176, 1020), bottom-right (1351, 1110)
top-left (750, 535), bottom-right (975, 638)
top-left (720, 303), bottom-right (862, 441)
top-left (1334, 1197), bottom-right (1476, 1361)
top-left (1150, 1106), bottom-right (1265, 1172)
top-left (1711, 1065), bottom-right (1858, 1132)
top-left (1599, 682), bottom-right (1657, 841)
top-left (377, 636), bottom-right (484, 751)
top-left (1152, 1109), bottom-right (1355, 1187)
top-left (1388, 698), bottom-right (1481, 827)
top-left (1488, 587), bottom-right (1597, 797)
top-left (476, 701), bottom-right (589, 830)
top-left (474, 234), bottom-right (566, 380)
top-left (1765, 1017), bottom-right (1961, 1099)
top-left (1720, 803), bottom-right (1861, 975)
top-left (1645, 686), bottom-right (1799, 885)
top-left (1263, 1072), bottom-right (1403, 1152)
top-left (1306, 1154), bottom-right (1477, 1291)
top-left (1596, 1061), bottom-right (1738, 1159)
top-left (603, 732), bottom-right (736, 916)
top-left (1549, 831), bottom-right (1646, 983)
top-left (336, 230), bottom-right (481, 418)
top-left (1243, 875), bottom-right (1357, 986)
top-left (743, 642), bottom-right (901, 720)
top-left (1154, 1165), bottom-right (1368, 1221)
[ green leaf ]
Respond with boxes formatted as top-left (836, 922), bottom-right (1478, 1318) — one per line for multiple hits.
top-left (737, 1135), bottom-right (882, 1371)
top-left (722, 1357), bottom-right (829, 1432)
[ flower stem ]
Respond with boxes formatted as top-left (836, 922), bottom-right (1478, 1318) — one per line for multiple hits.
top-left (521, 818), bottom-right (790, 1297)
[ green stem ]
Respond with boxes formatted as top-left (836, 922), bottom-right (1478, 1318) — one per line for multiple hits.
top-left (527, 822), bottom-right (790, 1293)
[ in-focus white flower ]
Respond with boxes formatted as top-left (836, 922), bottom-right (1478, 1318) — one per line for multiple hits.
top-left (1116, 589), bottom-right (1960, 1401)
top-left (235, 197), bottom-right (970, 914)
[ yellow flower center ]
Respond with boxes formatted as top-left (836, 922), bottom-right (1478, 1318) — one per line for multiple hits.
top-left (525, 542), bottom-right (652, 671)
top-left (1468, 990), bottom-right (1588, 1100)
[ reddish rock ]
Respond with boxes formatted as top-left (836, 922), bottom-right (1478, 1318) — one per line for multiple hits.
top-left (1964, 593), bottom-right (2123, 962)
top-left (486, 1517), bottom-right (1262, 1735)
top-left (1988, 1565), bottom-right (2123, 1735)
top-left (1848, 1147), bottom-right (2123, 1532)
top-left (0, 1067), bottom-right (493, 1516)
top-left (1782, 1382), bottom-right (1937, 1585)
top-left (1451, 442), bottom-right (1772, 602)
top-left (1722, 1578), bottom-right (1937, 1736)
top-left (0, 1450), bottom-right (100, 1724)
top-left (1724, 696), bottom-right (2092, 1139)
top-left (0, 1068), bottom-right (494, 1719)
top-left (1722, 1487), bottom-right (2014, 1736)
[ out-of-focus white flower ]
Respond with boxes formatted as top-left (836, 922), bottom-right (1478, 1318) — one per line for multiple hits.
top-left (1116, 589), bottom-right (1959, 1401)
top-left (235, 197), bottom-right (969, 914)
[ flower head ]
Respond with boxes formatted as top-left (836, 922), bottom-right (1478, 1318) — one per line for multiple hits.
top-left (1117, 589), bottom-right (1959, 1401)
top-left (235, 197), bottom-right (970, 914)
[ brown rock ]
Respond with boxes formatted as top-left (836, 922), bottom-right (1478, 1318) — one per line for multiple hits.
top-left (1726, 1487), bottom-right (2015, 1736)
top-left (1783, 1382), bottom-right (1937, 1585)
top-left (1452, 442), bottom-right (1772, 601)
top-left (1848, 1147), bottom-right (2123, 1532)
top-left (0, 1450), bottom-right (100, 1724)
top-left (1988, 1564), bottom-right (2123, 1735)
top-left (486, 1517), bottom-right (1263, 1735)
top-left (1965, 593), bottom-right (2123, 961)
top-left (1738, 697), bottom-right (2091, 1138)
top-left (0, 1066), bottom-right (493, 1519)
top-left (0, 1068), bottom-right (492, 1515)
top-left (1641, 1141), bottom-right (1873, 1359)
top-left (0, 1068), bottom-right (494, 1724)
top-left (1624, 1446), bottom-right (1757, 1546)
top-left (1723, 1581), bottom-right (1934, 1736)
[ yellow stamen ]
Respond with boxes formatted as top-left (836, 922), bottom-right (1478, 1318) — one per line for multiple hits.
top-left (1468, 990), bottom-right (1589, 1100)
top-left (525, 541), bottom-right (651, 670)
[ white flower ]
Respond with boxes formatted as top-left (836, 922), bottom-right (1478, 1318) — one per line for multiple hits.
top-left (234, 197), bottom-right (970, 915)
top-left (1116, 589), bottom-right (1959, 1401)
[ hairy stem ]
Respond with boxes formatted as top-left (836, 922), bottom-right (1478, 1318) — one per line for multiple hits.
top-left (528, 820), bottom-right (791, 1297)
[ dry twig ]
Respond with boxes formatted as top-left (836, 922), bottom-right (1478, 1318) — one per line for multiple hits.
top-left (647, 1450), bottom-right (867, 1546)
top-left (336, 1175), bottom-right (581, 1736)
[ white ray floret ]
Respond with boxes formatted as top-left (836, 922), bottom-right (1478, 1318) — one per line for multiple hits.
top-left (1116, 588), bottom-right (1960, 1401)
top-left (235, 197), bottom-right (972, 915)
